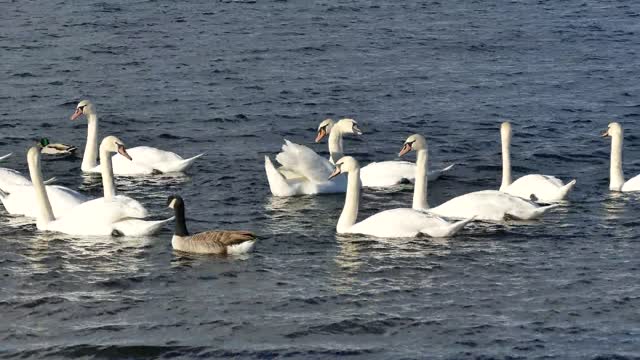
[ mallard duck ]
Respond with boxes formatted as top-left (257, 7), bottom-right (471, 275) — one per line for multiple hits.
top-left (38, 138), bottom-right (77, 156)
top-left (167, 195), bottom-right (256, 255)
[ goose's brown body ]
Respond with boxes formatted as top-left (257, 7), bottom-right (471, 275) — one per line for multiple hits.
top-left (172, 231), bottom-right (256, 254)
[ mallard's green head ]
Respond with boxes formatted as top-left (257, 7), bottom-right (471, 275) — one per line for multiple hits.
top-left (39, 138), bottom-right (50, 147)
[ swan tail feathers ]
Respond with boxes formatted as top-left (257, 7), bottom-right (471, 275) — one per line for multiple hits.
top-left (530, 204), bottom-right (560, 219)
top-left (43, 177), bottom-right (57, 185)
top-left (265, 156), bottom-right (291, 197)
top-left (422, 216), bottom-right (475, 238)
top-left (113, 216), bottom-right (174, 236)
top-left (160, 153), bottom-right (204, 173)
top-left (558, 179), bottom-right (577, 199)
top-left (0, 153), bottom-right (12, 162)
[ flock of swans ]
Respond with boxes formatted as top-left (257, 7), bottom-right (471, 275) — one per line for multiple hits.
top-left (265, 119), bottom-right (640, 238)
top-left (0, 100), bottom-right (637, 254)
top-left (0, 100), bottom-right (255, 255)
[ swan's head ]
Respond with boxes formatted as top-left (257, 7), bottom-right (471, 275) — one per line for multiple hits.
top-left (167, 195), bottom-right (184, 209)
top-left (602, 122), bottom-right (623, 138)
top-left (335, 118), bottom-right (363, 136)
top-left (399, 134), bottom-right (427, 157)
top-left (100, 136), bottom-right (132, 160)
top-left (328, 156), bottom-right (359, 180)
top-left (315, 118), bottom-right (335, 142)
top-left (71, 100), bottom-right (95, 120)
top-left (501, 121), bottom-right (512, 136)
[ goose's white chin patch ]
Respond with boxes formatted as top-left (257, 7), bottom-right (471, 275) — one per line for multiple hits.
top-left (168, 198), bottom-right (177, 209)
top-left (227, 241), bottom-right (256, 255)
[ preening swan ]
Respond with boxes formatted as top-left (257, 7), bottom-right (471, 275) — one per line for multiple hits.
top-left (498, 122), bottom-right (576, 202)
top-left (329, 155), bottom-right (473, 238)
top-left (28, 138), bottom-right (172, 236)
top-left (602, 122), bottom-right (640, 192)
top-left (71, 100), bottom-right (203, 175)
top-left (315, 119), bottom-right (454, 187)
top-left (264, 119), bottom-right (361, 196)
top-left (400, 134), bottom-right (558, 222)
top-left (167, 195), bottom-right (256, 254)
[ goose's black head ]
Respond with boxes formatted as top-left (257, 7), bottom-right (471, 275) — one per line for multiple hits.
top-left (167, 195), bottom-right (185, 209)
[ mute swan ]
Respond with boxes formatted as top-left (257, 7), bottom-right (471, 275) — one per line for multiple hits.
top-left (400, 134), bottom-right (558, 222)
top-left (498, 122), bottom-right (576, 202)
top-left (264, 119), bottom-right (362, 196)
top-left (328, 156), bottom-right (473, 238)
top-left (38, 138), bottom-right (77, 156)
top-left (71, 100), bottom-right (203, 175)
top-left (167, 195), bottom-right (256, 254)
top-left (28, 139), bottom-right (172, 236)
top-left (316, 119), bottom-right (454, 187)
top-left (602, 122), bottom-right (640, 192)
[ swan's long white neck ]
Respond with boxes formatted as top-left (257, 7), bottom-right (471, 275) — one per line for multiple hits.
top-left (100, 147), bottom-right (116, 200)
top-left (28, 151), bottom-right (55, 227)
top-left (328, 128), bottom-right (344, 164)
top-left (610, 133), bottom-right (625, 191)
top-left (412, 149), bottom-right (429, 210)
top-left (337, 169), bottom-right (360, 233)
top-left (81, 113), bottom-right (99, 171)
top-left (499, 127), bottom-right (512, 191)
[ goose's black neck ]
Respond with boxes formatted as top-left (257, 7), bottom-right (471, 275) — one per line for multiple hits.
top-left (173, 202), bottom-right (189, 236)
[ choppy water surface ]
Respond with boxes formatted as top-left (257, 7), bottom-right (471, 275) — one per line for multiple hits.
top-left (2, 0), bottom-right (640, 358)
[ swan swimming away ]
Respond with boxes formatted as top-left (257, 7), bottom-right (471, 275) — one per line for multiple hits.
top-left (602, 122), bottom-right (640, 192)
top-left (328, 152), bottom-right (473, 238)
top-left (71, 100), bottom-right (204, 175)
top-left (399, 134), bottom-right (558, 222)
top-left (315, 118), bottom-right (455, 187)
top-left (27, 137), bottom-right (172, 236)
top-left (498, 122), bottom-right (576, 202)
top-left (167, 195), bottom-right (256, 254)
top-left (264, 119), bottom-right (361, 196)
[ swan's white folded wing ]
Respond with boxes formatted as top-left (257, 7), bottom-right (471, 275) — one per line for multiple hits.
top-left (348, 208), bottom-right (451, 238)
top-left (275, 140), bottom-right (334, 183)
top-left (360, 161), bottom-right (415, 187)
top-left (0, 168), bottom-right (33, 190)
top-left (113, 217), bottom-right (173, 236)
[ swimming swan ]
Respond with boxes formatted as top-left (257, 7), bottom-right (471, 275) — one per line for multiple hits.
top-left (316, 118), bottom-right (455, 187)
top-left (264, 119), bottom-right (361, 196)
top-left (28, 139), bottom-right (172, 236)
top-left (167, 195), bottom-right (256, 254)
top-left (72, 100), bottom-right (203, 175)
top-left (400, 134), bottom-right (558, 222)
top-left (328, 155), bottom-right (473, 238)
top-left (498, 122), bottom-right (576, 202)
top-left (603, 122), bottom-right (640, 192)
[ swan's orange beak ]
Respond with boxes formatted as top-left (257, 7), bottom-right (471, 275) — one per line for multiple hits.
top-left (117, 144), bottom-right (133, 161)
top-left (399, 143), bottom-right (412, 157)
top-left (70, 108), bottom-right (83, 120)
top-left (328, 166), bottom-right (341, 180)
top-left (315, 128), bottom-right (327, 143)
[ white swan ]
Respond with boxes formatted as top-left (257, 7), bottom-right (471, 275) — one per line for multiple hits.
top-left (316, 118), bottom-right (455, 187)
top-left (400, 134), bottom-right (558, 222)
top-left (0, 150), bottom-right (87, 217)
top-left (498, 122), bottom-right (576, 202)
top-left (264, 120), bottom-right (362, 196)
top-left (72, 100), bottom-right (204, 175)
top-left (328, 155), bottom-right (473, 238)
top-left (603, 122), bottom-right (640, 192)
top-left (28, 138), bottom-right (172, 236)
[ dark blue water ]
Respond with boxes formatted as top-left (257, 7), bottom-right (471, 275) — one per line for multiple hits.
top-left (2, 0), bottom-right (640, 358)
